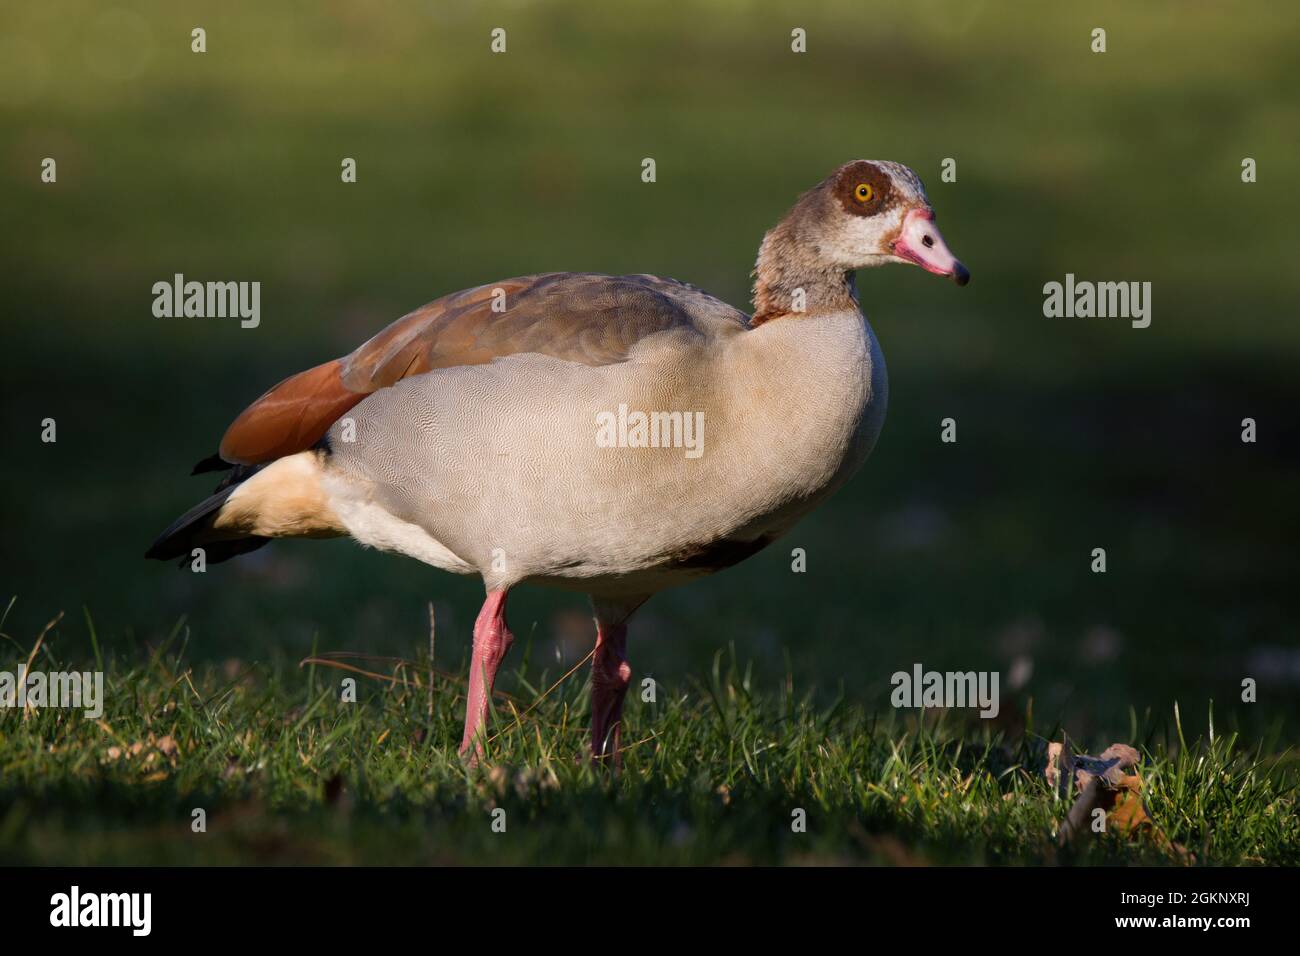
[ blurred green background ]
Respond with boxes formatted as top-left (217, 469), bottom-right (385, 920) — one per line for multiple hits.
top-left (2, 0), bottom-right (1298, 743)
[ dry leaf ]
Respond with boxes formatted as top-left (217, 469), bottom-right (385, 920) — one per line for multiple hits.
top-left (1053, 740), bottom-right (1192, 863)
top-left (1044, 734), bottom-right (1077, 797)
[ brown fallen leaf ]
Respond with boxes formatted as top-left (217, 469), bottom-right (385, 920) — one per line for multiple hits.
top-left (1051, 740), bottom-right (1192, 863)
top-left (101, 733), bottom-right (181, 770)
top-left (1044, 734), bottom-right (1077, 797)
top-left (1074, 743), bottom-right (1139, 789)
top-left (1108, 774), bottom-right (1153, 835)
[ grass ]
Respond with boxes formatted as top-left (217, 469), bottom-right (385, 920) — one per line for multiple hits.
top-left (2, 609), bottom-right (1296, 866)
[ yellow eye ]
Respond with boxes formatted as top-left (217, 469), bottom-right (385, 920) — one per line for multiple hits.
top-left (854, 183), bottom-right (874, 202)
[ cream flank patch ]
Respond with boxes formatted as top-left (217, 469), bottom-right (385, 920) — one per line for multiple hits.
top-left (216, 452), bottom-right (344, 539)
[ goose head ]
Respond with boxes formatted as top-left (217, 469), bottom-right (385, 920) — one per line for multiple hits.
top-left (801, 160), bottom-right (969, 282)
top-left (752, 160), bottom-right (968, 323)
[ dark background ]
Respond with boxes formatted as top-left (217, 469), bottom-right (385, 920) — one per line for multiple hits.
top-left (2, 0), bottom-right (1298, 744)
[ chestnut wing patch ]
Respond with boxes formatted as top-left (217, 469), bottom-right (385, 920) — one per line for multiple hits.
top-left (217, 359), bottom-right (365, 465)
top-left (218, 273), bottom-right (722, 466)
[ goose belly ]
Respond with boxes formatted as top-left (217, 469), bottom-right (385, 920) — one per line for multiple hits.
top-left (324, 312), bottom-right (886, 593)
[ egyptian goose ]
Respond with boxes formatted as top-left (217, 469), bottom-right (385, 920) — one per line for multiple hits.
top-left (147, 160), bottom-right (968, 761)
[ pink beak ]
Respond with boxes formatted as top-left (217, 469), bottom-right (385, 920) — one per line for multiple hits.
top-left (892, 208), bottom-right (970, 286)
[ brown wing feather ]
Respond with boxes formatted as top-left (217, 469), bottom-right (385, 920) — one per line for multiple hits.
top-left (217, 273), bottom-right (738, 466)
top-left (219, 358), bottom-right (365, 464)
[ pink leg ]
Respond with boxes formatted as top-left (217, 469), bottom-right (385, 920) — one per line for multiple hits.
top-left (459, 589), bottom-right (513, 758)
top-left (590, 597), bottom-right (645, 765)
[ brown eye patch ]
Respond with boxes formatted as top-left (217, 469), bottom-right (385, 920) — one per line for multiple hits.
top-left (834, 161), bottom-right (894, 217)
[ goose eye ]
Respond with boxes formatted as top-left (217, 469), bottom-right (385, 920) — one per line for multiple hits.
top-left (854, 183), bottom-right (874, 202)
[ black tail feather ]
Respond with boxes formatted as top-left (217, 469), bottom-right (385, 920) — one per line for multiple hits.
top-left (145, 467), bottom-right (270, 567)
top-left (191, 453), bottom-right (232, 476)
